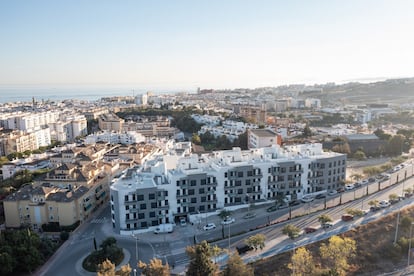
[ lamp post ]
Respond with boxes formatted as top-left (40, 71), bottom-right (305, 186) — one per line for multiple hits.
top-left (133, 269), bottom-right (137, 276)
top-left (246, 193), bottom-right (250, 213)
top-left (408, 222), bottom-right (414, 267)
top-left (132, 233), bottom-right (139, 266)
top-left (228, 223), bottom-right (231, 250)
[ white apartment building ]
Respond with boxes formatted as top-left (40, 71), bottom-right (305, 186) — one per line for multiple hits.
top-left (85, 131), bottom-right (146, 145)
top-left (110, 143), bottom-right (346, 234)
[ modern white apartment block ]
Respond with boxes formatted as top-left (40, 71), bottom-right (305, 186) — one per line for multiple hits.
top-left (85, 131), bottom-right (146, 145)
top-left (110, 143), bottom-right (346, 234)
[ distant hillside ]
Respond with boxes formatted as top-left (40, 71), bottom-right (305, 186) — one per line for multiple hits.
top-left (320, 78), bottom-right (414, 105)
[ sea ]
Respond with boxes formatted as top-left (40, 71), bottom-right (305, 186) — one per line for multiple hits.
top-left (0, 86), bottom-right (185, 104)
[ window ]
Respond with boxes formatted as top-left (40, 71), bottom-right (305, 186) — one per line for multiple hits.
top-left (201, 196), bottom-right (206, 202)
top-left (188, 189), bottom-right (195, 195)
top-left (238, 171), bottom-right (243, 177)
top-left (125, 205), bottom-right (129, 210)
top-left (149, 193), bottom-right (155, 200)
top-left (138, 213), bottom-right (145, 219)
top-left (191, 198), bottom-right (197, 203)
top-left (199, 188), bottom-right (205, 194)
top-left (124, 195), bottom-right (129, 202)
top-left (224, 172), bottom-right (228, 178)
top-left (201, 179), bottom-right (206, 185)
top-left (137, 194), bottom-right (144, 201)
top-left (151, 202), bottom-right (157, 208)
top-left (190, 180), bottom-right (196, 186)
top-left (140, 203), bottom-right (147, 210)
top-left (150, 212), bottom-right (156, 218)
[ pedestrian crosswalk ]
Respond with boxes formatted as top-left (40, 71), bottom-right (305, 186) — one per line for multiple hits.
top-left (90, 218), bottom-right (107, 224)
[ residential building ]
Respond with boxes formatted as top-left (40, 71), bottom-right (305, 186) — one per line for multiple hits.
top-left (110, 143), bottom-right (346, 235)
top-left (98, 113), bottom-right (124, 132)
top-left (247, 129), bottom-right (281, 149)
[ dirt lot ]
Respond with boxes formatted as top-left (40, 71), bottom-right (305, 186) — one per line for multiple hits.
top-left (346, 157), bottom-right (392, 181)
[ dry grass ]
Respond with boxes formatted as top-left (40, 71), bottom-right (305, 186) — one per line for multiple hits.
top-left (253, 206), bottom-right (414, 276)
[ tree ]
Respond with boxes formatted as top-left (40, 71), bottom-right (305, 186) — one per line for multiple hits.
top-left (303, 125), bottom-right (312, 138)
top-left (0, 251), bottom-right (14, 275)
top-left (97, 259), bottom-right (115, 276)
top-left (320, 235), bottom-right (356, 276)
top-left (191, 134), bottom-right (201, 145)
top-left (96, 260), bottom-right (131, 276)
top-left (245, 234), bottom-right (266, 250)
top-left (400, 216), bottom-right (413, 232)
top-left (282, 224), bottom-right (301, 240)
top-left (345, 208), bottom-right (365, 217)
top-left (368, 199), bottom-right (379, 208)
top-left (218, 209), bottom-right (232, 220)
top-left (223, 252), bottom-right (254, 276)
top-left (186, 240), bottom-right (218, 276)
top-left (389, 193), bottom-right (398, 202)
top-left (387, 134), bottom-right (405, 155)
top-left (288, 247), bottom-right (315, 276)
top-left (353, 150), bottom-right (366, 160)
top-left (318, 214), bottom-right (332, 227)
top-left (138, 258), bottom-right (170, 276)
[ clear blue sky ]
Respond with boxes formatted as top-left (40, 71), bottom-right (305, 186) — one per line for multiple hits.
top-left (0, 0), bottom-right (413, 90)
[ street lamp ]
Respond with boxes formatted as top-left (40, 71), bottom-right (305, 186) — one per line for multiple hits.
top-left (132, 233), bottom-right (139, 266)
top-left (246, 193), bottom-right (250, 213)
top-left (408, 222), bottom-right (414, 267)
top-left (228, 223), bottom-right (231, 250)
top-left (133, 268), bottom-right (137, 276)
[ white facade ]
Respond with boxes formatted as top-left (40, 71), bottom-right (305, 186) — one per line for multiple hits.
top-left (111, 143), bottom-right (346, 234)
top-left (85, 131), bottom-right (146, 145)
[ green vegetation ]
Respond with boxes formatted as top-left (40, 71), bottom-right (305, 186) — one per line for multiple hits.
top-left (282, 224), bottom-right (301, 240)
top-left (245, 234), bottom-right (266, 251)
top-left (0, 229), bottom-right (60, 274)
top-left (82, 237), bottom-right (124, 272)
top-left (138, 258), bottom-right (170, 276)
top-left (96, 259), bottom-right (131, 276)
top-left (186, 240), bottom-right (218, 276)
top-left (223, 252), bottom-right (254, 276)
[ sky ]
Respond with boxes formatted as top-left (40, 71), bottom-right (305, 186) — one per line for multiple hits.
top-left (0, 0), bottom-right (413, 91)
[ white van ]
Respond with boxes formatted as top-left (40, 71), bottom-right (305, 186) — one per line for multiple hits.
top-left (153, 223), bottom-right (174, 234)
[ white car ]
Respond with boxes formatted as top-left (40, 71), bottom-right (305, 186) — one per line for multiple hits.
top-left (221, 217), bottom-right (235, 225)
top-left (301, 195), bottom-right (314, 203)
top-left (328, 190), bottom-right (338, 196)
top-left (203, 223), bottom-right (217, 231)
top-left (379, 200), bottom-right (391, 208)
top-left (345, 184), bottom-right (354, 190)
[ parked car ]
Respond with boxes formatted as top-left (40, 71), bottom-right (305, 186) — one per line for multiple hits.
top-left (341, 214), bottom-right (354, 221)
top-left (304, 226), bottom-right (318, 233)
top-left (236, 243), bottom-right (254, 254)
top-left (379, 200), bottom-right (391, 208)
top-left (354, 182), bottom-right (362, 188)
top-left (221, 217), bottom-right (235, 225)
top-left (322, 222), bottom-right (334, 229)
top-left (289, 200), bottom-right (301, 206)
top-left (368, 177), bottom-right (376, 183)
top-left (345, 184), bottom-right (354, 191)
top-left (328, 190), bottom-right (338, 196)
top-left (337, 187), bottom-right (345, 193)
top-left (301, 195), bottom-right (315, 203)
top-left (370, 205), bottom-right (381, 212)
top-left (203, 223), bottom-right (216, 231)
top-left (315, 193), bottom-right (326, 199)
top-left (266, 205), bottom-right (278, 212)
